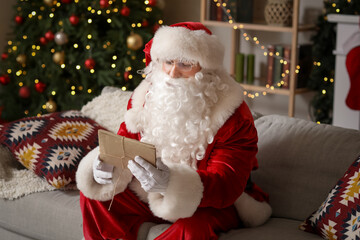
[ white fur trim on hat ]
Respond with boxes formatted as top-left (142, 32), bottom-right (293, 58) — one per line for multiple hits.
top-left (147, 163), bottom-right (204, 222)
top-left (150, 26), bottom-right (225, 70)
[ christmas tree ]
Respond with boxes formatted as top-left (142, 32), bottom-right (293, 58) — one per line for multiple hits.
top-left (308, 0), bottom-right (360, 124)
top-left (0, 0), bottom-right (163, 121)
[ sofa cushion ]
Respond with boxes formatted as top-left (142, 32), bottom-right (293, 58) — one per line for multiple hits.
top-left (219, 218), bottom-right (321, 240)
top-left (0, 190), bottom-right (83, 240)
top-left (253, 115), bottom-right (360, 221)
top-left (300, 155), bottom-right (360, 239)
top-left (0, 110), bottom-right (106, 188)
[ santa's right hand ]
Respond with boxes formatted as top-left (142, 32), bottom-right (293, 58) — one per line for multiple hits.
top-left (93, 156), bottom-right (114, 185)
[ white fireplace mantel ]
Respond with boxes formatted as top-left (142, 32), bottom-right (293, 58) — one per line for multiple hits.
top-left (328, 14), bottom-right (360, 130)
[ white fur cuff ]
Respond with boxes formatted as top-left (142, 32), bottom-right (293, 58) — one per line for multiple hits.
top-left (124, 107), bottom-right (142, 133)
top-left (234, 192), bottom-right (272, 227)
top-left (76, 146), bottom-right (133, 201)
top-left (147, 163), bottom-right (204, 222)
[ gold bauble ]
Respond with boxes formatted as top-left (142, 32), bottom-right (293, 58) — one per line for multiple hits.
top-left (43, 0), bottom-right (54, 6)
top-left (53, 51), bottom-right (65, 64)
top-left (46, 99), bottom-right (57, 113)
top-left (16, 54), bottom-right (27, 65)
top-left (126, 33), bottom-right (143, 51)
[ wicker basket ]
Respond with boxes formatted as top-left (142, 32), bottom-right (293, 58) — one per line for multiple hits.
top-left (264, 0), bottom-right (293, 26)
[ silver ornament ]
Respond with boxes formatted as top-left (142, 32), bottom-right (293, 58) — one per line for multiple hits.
top-left (54, 31), bottom-right (69, 45)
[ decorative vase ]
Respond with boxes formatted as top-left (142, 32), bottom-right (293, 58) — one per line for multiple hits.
top-left (264, 0), bottom-right (293, 26)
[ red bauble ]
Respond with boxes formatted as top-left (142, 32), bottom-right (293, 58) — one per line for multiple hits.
top-left (124, 71), bottom-right (130, 81)
top-left (1, 53), bottom-right (8, 60)
top-left (69, 14), bottom-right (79, 25)
top-left (148, 0), bottom-right (156, 6)
top-left (40, 37), bottom-right (48, 45)
top-left (61, 0), bottom-right (72, 3)
top-left (142, 20), bottom-right (149, 27)
top-left (0, 75), bottom-right (10, 85)
top-left (120, 6), bottom-right (130, 17)
top-left (15, 16), bottom-right (24, 24)
top-left (84, 58), bottom-right (96, 69)
top-left (35, 81), bottom-right (46, 93)
top-left (19, 86), bottom-right (30, 98)
top-left (99, 0), bottom-right (109, 8)
top-left (153, 23), bottom-right (160, 33)
top-left (45, 31), bottom-right (55, 41)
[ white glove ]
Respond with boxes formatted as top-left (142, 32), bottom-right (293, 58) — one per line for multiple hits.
top-left (93, 156), bottom-right (114, 185)
top-left (128, 156), bottom-right (170, 193)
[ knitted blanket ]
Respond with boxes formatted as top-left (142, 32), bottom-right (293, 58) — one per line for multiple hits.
top-left (0, 145), bottom-right (55, 200)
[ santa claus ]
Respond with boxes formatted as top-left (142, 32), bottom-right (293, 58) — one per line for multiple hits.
top-left (76, 22), bottom-right (271, 240)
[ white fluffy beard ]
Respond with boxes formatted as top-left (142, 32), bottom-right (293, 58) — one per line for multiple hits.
top-left (138, 66), bottom-right (228, 169)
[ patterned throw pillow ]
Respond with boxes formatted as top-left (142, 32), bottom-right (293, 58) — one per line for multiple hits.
top-left (300, 155), bottom-right (360, 239)
top-left (0, 111), bottom-right (106, 188)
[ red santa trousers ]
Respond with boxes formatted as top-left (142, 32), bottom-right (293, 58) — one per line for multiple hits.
top-left (80, 189), bottom-right (240, 240)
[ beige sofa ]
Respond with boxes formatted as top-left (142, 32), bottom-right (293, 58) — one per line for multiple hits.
top-left (1, 88), bottom-right (360, 240)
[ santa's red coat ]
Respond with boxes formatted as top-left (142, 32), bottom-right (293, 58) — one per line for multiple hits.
top-left (118, 98), bottom-right (268, 209)
top-left (76, 74), bottom-right (270, 239)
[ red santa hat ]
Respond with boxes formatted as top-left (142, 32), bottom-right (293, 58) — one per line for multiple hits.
top-left (343, 31), bottom-right (360, 110)
top-left (143, 22), bottom-right (225, 70)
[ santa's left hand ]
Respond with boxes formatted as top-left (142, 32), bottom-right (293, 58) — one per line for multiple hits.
top-left (128, 156), bottom-right (170, 193)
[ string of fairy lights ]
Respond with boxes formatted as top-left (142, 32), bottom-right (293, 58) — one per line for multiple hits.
top-left (212, 0), bottom-right (335, 99)
top-left (5, 0), bottom-right (162, 116)
top-left (213, 0), bottom-right (292, 98)
top-left (6, 0), bottom-right (340, 108)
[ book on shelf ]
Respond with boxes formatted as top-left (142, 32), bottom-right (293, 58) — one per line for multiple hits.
top-left (209, 0), bottom-right (216, 21)
top-left (223, 0), bottom-right (237, 22)
top-left (236, 0), bottom-right (253, 23)
top-left (235, 53), bottom-right (245, 83)
top-left (209, 0), bottom-right (223, 21)
top-left (209, 0), bottom-right (253, 23)
top-left (266, 45), bottom-right (275, 86)
top-left (235, 53), bottom-right (256, 84)
top-left (272, 45), bottom-right (284, 88)
top-left (282, 45), bottom-right (291, 89)
top-left (246, 54), bottom-right (255, 84)
top-left (266, 44), bottom-right (313, 89)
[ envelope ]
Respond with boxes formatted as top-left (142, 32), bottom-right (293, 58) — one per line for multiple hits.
top-left (98, 129), bottom-right (156, 169)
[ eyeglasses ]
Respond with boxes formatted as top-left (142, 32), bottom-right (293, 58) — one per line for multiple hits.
top-left (162, 60), bottom-right (198, 72)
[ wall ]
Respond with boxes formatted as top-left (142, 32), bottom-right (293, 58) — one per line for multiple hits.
top-left (0, 1), bottom-right (16, 53)
top-left (0, 0), bottom-right (17, 104)
top-left (163, 0), bottom-right (201, 24)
